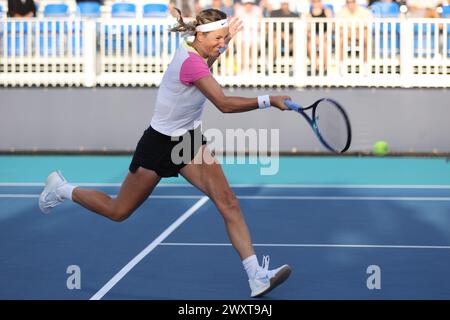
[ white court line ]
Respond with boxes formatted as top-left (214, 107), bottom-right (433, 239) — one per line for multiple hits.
top-left (0, 194), bottom-right (184, 199)
top-left (160, 242), bottom-right (450, 250)
top-left (237, 196), bottom-right (450, 201)
top-left (90, 196), bottom-right (209, 300)
top-left (2, 194), bottom-right (450, 201)
top-left (213, 184), bottom-right (450, 189)
top-left (1, 183), bottom-right (450, 189)
top-left (0, 194), bottom-right (40, 198)
top-left (0, 194), bottom-right (203, 199)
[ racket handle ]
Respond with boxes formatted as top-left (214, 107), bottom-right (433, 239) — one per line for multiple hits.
top-left (284, 99), bottom-right (301, 111)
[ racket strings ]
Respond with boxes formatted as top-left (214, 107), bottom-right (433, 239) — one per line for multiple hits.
top-left (314, 101), bottom-right (350, 152)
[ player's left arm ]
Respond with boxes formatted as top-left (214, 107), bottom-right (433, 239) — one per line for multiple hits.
top-left (207, 17), bottom-right (243, 68)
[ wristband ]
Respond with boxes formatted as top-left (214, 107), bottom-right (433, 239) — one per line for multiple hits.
top-left (257, 95), bottom-right (271, 109)
top-left (218, 44), bottom-right (229, 54)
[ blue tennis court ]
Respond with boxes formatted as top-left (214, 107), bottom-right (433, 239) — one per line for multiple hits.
top-left (1, 156), bottom-right (450, 299)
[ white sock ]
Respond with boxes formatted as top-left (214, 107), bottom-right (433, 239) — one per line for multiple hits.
top-left (242, 255), bottom-right (260, 279)
top-left (57, 183), bottom-right (77, 201)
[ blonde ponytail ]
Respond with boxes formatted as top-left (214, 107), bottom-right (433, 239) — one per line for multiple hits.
top-left (170, 8), bottom-right (227, 34)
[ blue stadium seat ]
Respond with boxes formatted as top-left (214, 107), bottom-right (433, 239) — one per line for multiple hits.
top-left (78, 2), bottom-right (101, 18)
top-left (413, 23), bottom-right (437, 58)
top-left (137, 3), bottom-right (180, 57)
top-left (137, 24), bottom-right (180, 56)
top-left (38, 4), bottom-right (70, 56)
top-left (41, 3), bottom-right (70, 33)
top-left (442, 5), bottom-right (450, 18)
top-left (44, 3), bottom-right (70, 17)
top-left (104, 3), bottom-right (137, 54)
top-left (70, 3), bottom-right (100, 57)
top-left (7, 21), bottom-right (30, 33)
top-left (372, 23), bottom-right (400, 57)
top-left (74, 3), bottom-right (100, 56)
top-left (138, 3), bottom-right (173, 56)
top-left (7, 26), bottom-right (65, 57)
top-left (370, 2), bottom-right (400, 18)
top-left (111, 3), bottom-right (136, 18)
top-left (370, 1), bottom-right (401, 57)
top-left (69, 21), bottom-right (84, 56)
top-left (443, 6), bottom-right (450, 57)
top-left (6, 22), bottom-right (30, 56)
top-left (143, 3), bottom-right (169, 17)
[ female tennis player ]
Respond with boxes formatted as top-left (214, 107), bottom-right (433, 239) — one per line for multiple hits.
top-left (39, 8), bottom-right (292, 298)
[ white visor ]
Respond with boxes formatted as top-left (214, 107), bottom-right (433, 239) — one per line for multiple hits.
top-left (195, 19), bottom-right (229, 32)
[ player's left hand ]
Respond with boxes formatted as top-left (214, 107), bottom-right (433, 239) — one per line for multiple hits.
top-left (225, 17), bottom-right (244, 44)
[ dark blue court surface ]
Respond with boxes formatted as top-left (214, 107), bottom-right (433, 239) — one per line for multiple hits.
top-left (1, 182), bottom-right (449, 299)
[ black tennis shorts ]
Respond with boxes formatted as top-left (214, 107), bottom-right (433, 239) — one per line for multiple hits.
top-left (129, 125), bottom-right (207, 178)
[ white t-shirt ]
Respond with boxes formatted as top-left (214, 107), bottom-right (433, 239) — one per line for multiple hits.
top-left (150, 40), bottom-right (212, 136)
top-left (336, 5), bottom-right (373, 19)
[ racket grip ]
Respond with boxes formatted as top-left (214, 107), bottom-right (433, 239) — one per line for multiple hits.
top-left (284, 99), bottom-right (301, 111)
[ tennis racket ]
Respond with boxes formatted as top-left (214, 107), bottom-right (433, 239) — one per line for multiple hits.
top-left (284, 98), bottom-right (352, 153)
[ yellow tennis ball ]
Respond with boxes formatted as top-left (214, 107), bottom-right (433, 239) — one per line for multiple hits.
top-left (373, 141), bottom-right (389, 156)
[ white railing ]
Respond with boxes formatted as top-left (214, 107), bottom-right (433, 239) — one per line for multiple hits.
top-left (0, 17), bottom-right (449, 87)
top-left (212, 19), bottom-right (299, 87)
top-left (0, 18), bottom-right (95, 86)
top-left (96, 18), bottom-right (180, 86)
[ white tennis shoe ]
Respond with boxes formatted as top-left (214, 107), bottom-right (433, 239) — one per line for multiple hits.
top-left (39, 170), bottom-right (67, 214)
top-left (249, 255), bottom-right (292, 298)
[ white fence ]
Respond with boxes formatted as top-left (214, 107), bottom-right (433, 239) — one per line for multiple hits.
top-left (1, 17), bottom-right (449, 87)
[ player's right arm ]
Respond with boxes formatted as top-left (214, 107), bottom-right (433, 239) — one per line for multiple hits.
top-left (194, 76), bottom-right (290, 113)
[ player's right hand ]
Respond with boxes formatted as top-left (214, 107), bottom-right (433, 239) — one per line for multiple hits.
top-left (270, 96), bottom-right (291, 111)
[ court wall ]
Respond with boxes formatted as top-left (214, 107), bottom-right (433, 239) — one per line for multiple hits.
top-left (1, 87), bottom-right (449, 153)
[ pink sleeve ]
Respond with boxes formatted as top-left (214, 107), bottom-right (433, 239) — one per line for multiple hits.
top-left (180, 52), bottom-right (211, 86)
